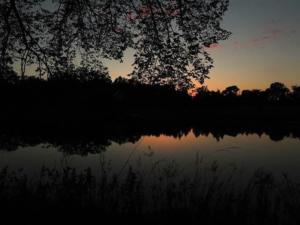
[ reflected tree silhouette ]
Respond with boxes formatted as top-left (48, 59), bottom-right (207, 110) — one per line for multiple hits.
top-left (0, 120), bottom-right (299, 154)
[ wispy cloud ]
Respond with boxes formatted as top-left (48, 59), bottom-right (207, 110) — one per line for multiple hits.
top-left (206, 25), bottom-right (296, 51)
top-left (233, 27), bottom-right (286, 49)
top-left (206, 43), bottom-right (223, 50)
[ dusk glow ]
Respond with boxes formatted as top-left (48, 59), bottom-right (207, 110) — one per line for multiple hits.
top-left (105, 0), bottom-right (300, 90)
top-left (1, 1), bottom-right (300, 224)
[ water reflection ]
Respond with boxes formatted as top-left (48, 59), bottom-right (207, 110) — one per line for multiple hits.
top-left (0, 121), bottom-right (299, 155)
top-left (0, 121), bottom-right (300, 179)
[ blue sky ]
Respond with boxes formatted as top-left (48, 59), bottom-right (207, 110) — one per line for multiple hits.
top-left (22, 0), bottom-right (300, 90)
top-left (105, 0), bottom-right (300, 90)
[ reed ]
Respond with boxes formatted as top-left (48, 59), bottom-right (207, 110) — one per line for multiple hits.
top-left (0, 159), bottom-right (300, 225)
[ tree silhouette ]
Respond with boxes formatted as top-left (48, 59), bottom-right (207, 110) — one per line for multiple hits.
top-left (266, 82), bottom-right (290, 102)
top-left (0, 0), bottom-right (231, 88)
top-left (292, 85), bottom-right (300, 101)
top-left (0, 0), bottom-right (50, 77)
top-left (222, 85), bottom-right (239, 97)
top-left (241, 89), bottom-right (265, 104)
top-left (49, 66), bottom-right (111, 83)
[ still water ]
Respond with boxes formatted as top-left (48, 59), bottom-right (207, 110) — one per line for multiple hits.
top-left (1, 128), bottom-right (300, 179)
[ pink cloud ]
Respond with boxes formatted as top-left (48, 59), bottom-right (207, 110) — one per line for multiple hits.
top-left (204, 26), bottom-right (289, 51)
top-left (206, 43), bottom-right (223, 50)
top-left (126, 5), bottom-right (181, 22)
top-left (233, 27), bottom-right (287, 49)
top-left (170, 9), bottom-right (180, 16)
top-left (126, 11), bottom-right (137, 21)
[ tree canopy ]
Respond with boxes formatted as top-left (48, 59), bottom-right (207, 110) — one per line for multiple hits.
top-left (0, 0), bottom-right (231, 89)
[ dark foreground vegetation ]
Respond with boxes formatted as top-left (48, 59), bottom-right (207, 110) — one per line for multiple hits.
top-left (1, 73), bottom-right (300, 224)
top-left (1, 70), bottom-right (300, 124)
top-left (1, 161), bottom-right (300, 225)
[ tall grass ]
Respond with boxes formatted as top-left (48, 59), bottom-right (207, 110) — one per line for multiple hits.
top-left (1, 158), bottom-right (300, 224)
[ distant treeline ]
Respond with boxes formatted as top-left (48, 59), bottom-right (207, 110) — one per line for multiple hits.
top-left (1, 69), bottom-right (300, 123)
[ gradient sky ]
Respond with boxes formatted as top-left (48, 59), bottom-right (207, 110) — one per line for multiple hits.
top-left (104, 0), bottom-right (300, 90)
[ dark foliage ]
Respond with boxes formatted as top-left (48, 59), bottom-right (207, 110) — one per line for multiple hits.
top-left (0, 0), bottom-right (231, 88)
top-left (0, 73), bottom-right (300, 155)
top-left (1, 73), bottom-right (299, 121)
top-left (1, 163), bottom-right (300, 225)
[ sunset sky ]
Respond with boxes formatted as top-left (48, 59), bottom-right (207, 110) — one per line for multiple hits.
top-left (105, 0), bottom-right (300, 91)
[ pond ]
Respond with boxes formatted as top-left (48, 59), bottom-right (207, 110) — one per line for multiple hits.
top-left (1, 125), bottom-right (300, 180)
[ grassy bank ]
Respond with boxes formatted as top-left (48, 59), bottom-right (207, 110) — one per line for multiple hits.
top-left (1, 160), bottom-right (300, 224)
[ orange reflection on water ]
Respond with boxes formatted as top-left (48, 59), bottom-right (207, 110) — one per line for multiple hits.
top-left (141, 131), bottom-right (209, 152)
